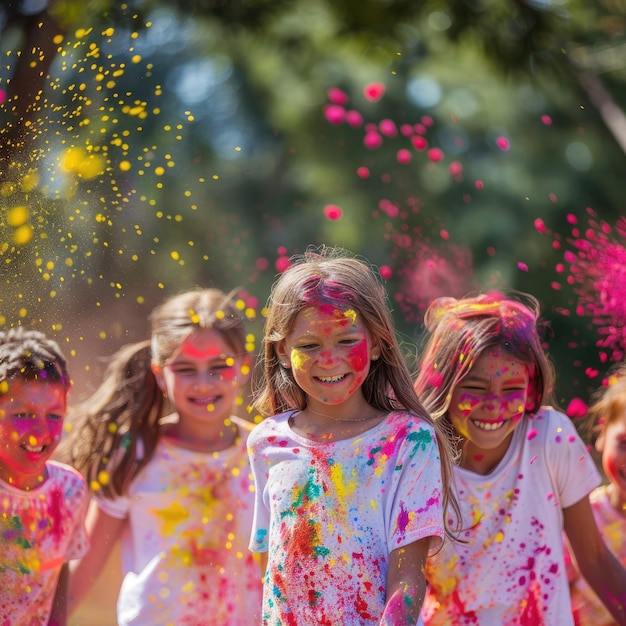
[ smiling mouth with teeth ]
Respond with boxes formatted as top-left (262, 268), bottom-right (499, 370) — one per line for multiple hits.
top-left (316, 374), bottom-right (347, 383)
top-left (472, 420), bottom-right (505, 431)
top-left (23, 443), bottom-right (46, 453)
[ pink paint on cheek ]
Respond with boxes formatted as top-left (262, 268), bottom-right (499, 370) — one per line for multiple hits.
top-left (51, 423), bottom-right (64, 443)
top-left (494, 391), bottom-right (526, 420)
top-left (457, 393), bottom-right (481, 417)
top-left (219, 367), bottom-right (238, 382)
top-left (347, 343), bottom-right (369, 372)
top-left (603, 456), bottom-right (621, 481)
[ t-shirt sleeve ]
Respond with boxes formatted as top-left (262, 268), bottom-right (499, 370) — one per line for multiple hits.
top-left (96, 491), bottom-right (131, 519)
top-left (93, 439), bottom-right (144, 519)
top-left (247, 425), bottom-right (271, 553)
top-left (542, 408), bottom-right (601, 509)
top-left (388, 417), bottom-right (445, 555)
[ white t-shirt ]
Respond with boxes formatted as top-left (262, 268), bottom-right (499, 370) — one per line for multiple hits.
top-left (0, 461), bottom-right (89, 625)
top-left (98, 416), bottom-right (263, 626)
top-left (248, 409), bottom-right (445, 626)
top-left (422, 407), bottom-right (601, 626)
top-left (567, 483), bottom-right (626, 625)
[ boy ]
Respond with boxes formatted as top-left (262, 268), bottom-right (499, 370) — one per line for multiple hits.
top-left (0, 327), bottom-right (89, 625)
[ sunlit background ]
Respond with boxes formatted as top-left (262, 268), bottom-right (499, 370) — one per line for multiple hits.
top-left (2, 2), bottom-right (626, 623)
top-left (1, 0), bottom-right (625, 408)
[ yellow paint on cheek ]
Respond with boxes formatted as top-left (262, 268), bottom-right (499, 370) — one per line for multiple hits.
top-left (291, 349), bottom-right (309, 370)
top-left (454, 420), bottom-right (470, 439)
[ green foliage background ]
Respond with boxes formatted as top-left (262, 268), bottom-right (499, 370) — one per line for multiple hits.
top-left (1, 0), bottom-right (625, 405)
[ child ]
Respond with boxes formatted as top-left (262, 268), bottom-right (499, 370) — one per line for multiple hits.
top-left (65, 288), bottom-right (264, 625)
top-left (567, 365), bottom-right (626, 625)
top-left (0, 327), bottom-right (89, 625)
top-left (413, 291), bottom-right (626, 625)
top-left (248, 246), bottom-right (459, 626)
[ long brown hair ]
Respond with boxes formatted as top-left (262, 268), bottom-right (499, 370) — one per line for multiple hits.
top-left (64, 288), bottom-right (248, 498)
top-left (254, 245), bottom-right (460, 540)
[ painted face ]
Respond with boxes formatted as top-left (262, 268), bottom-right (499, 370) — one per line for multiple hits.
top-left (0, 380), bottom-right (67, 490)
top-left (597, 408), bottom-right (626, 511)
top-left (154, 328), bottom-right (246, 429)
top-left (278, 305), bottom-right (377, 409)
top-left (448, 346), bottom-right (531, 471)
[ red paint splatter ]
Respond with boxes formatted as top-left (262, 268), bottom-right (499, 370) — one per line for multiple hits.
top-left (496, 136), bottom-right (510, 151)
top-left (379, 265), bottom-right (392, 280)
top-left (255, 257), bottom-right (269, 271)
top-left (539, 209), bottom-right (626, 362)
top-left (394, 241), bottom-right (475, 325)
top-left (345, 110), bottom-right (363, 127)
top-left (448, 161), bottom-right (463, 177)
top-left (364, 131), bottom-right (382, 149)
top-left (363, 82), bottom-right (385, 102)
top-left (411, 135), bottom-right (428, 151)
top-left (275, 256), bottom-right (290, 272)
top-left (324, 105), bottom-right (345, 125)
top-left (323, 204), bottom-right (343, 220)
top-left (396, 149), bottom-right (412, 164)
top-left (379, 119), bottom-right (397, 137)
top-left (565, 397), bottom-right (588, 419)
top-left (427, 148), bottom-right (444, 162)
top-left (327, 87), bottom-right (349, 105)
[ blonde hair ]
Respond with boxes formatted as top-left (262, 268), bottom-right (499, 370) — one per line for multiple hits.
top-left (584, 363), bottom-right (626, 443)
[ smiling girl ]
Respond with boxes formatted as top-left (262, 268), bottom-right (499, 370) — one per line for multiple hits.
top-left (413, 291), bottom-right (626, 625)
top-left (248, 246), bottom-right (459, 626)
top-left (64, 288), bottom-right (264, 625)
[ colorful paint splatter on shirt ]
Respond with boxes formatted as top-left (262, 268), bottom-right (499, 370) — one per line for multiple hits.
top-left (248, 409), bottom-right (444, 625)
top-left (422, 408), bottom-right (600, 626)
top-left (0, 461), bottom-right (89, 624)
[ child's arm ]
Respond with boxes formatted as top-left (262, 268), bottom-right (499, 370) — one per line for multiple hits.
top-left (48, 563), bottom-right (69, 626)
top-left (380, 536), bottom-right (431, 626)
top-left (259, 551), bottom-right (268, 581)
top-left (564, 496), bottom-right (626, 625)
top-left (68, 498), bottom-right (126, 615)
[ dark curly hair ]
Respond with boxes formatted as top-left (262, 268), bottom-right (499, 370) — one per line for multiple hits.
top-left (0, 327), bottom-right (70, 393)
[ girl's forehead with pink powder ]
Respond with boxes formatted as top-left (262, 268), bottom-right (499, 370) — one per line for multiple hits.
top-left (297, 304), bottom-right (359, 331)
